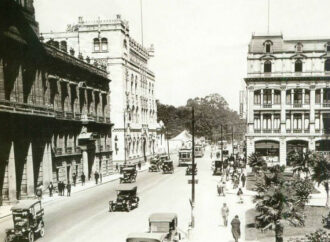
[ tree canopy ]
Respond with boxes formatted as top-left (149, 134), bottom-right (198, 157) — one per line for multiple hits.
top-left (157, 93), bottom-right (245, 141)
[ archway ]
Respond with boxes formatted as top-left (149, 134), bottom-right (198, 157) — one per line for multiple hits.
top-left (255, 140), bottom-right (279, 164)
top-left (286, 140), bottom-right (309, 166)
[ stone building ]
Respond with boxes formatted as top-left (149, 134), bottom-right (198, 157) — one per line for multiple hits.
top-left (42, 16), bottom-right (159, 165)
top-left (245, 34), bottom-right (330, 165)
top-left (0, 0), bottom-right (112, 205)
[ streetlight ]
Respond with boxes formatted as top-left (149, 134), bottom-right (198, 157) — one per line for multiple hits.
top-left (123, 104), bottom-right (131, 166)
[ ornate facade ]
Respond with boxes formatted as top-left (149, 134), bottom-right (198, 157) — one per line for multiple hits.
top-left (0, 0), bottom-right (113, 205)
top-left (42, 15), bottom-right (159, 165)
top-left (245, 34), bottom-right (330, 165)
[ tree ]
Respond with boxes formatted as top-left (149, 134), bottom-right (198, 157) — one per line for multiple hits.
top-left (311, 154), bottom-right (330, 207)
top-left (248, 153), bottom-right (267, 174)
top-left (306, 229), bottom-right (330, 242)
top-left (254, 165), bottom-right (307, 240)
top-left (287, 149), bottom-right (316, 177)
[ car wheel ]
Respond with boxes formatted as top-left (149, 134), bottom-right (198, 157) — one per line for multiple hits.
top-left (28, 232), bottom-right (34, 242)
top-left (39, 223), bottom-right (45, 237)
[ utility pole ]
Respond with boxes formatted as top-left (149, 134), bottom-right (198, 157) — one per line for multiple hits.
top-left (166, 128), bottom-right (170, 158)
top-left (220, 124), bottom-right (223, 163)
top-left (232, 126), bottom-right (234, 157)
top-left (191, 106), bottom-right (195, 228)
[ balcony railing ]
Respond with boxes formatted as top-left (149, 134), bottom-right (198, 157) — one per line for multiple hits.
top-left (273, 129), bottom-right (280, 133)
top-left (66, 147), bottom-right (72, 154)
top-left (293, 103), bottom-right (303, 108)
top-left (293, 129), bottom-right (302, 133)
top-left (323, 103), bottom-right (330, 108)
top-left (55, 148), bottom-right (62, 155)
top-left (263, 129), bottom-right (272, 133)
top-left (304, 129), bottom-right (310, 133)
top-left (315, 129), bottom-right (320, 133)
top-left (262, 103), bottom-right (272, 108)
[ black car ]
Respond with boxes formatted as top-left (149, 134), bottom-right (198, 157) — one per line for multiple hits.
top-left (213, 160), bottom-right (223, 176)
top-left (5, 200), bottom-right (45, 242)
top-left (186, 164), bottom-right (197, 175)
top-left (109, 184), bottom-right (139, 212)
top-left (120, 167), bottom-right (137, 183)
top-left (162, 160), bottom-right (174, 174)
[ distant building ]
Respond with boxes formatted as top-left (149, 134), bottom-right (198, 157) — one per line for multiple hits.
top-left (245, 33), bottom-right (330, 165)
top-left (0, 1), bottom-right (112, 204)
top-left (42, 15), bottom-right (159, 165)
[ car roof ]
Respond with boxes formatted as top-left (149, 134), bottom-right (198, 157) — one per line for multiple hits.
top-left (116, 184), bottom-right (137, 191)
top-left (11, 200), bottom-right (40, 210)
top-left (123, 167), bottom-right (135, 170)
top-left (149, 213), bottom-right (177, 222)
top-left (126, 233), bottom-right (166, 240)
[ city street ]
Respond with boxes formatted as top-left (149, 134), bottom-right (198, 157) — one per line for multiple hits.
top-left (0, 149), bottom-right (252, 242)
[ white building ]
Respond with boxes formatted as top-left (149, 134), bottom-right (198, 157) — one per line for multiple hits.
top-left (245, 33), bottom-right (330, 165)
top-left (42, 15), bottom-right (159, 164)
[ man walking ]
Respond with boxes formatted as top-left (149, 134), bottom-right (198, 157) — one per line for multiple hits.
top-left (48, 182), bottom-right (54, 197)
top-left (58, 181), bottom-right (62, 196)
top-left (221, 203), bottom-right (229, 226)
top-left (66, 182), bottom-right (71, 197)
top-left (231, 215), bottom-right (241, 242)
top-left (241, 173), bottom-right (246, 187)
top-left (61, 182), bottom-right (66, 196)
top-left (72, 173), bottom-right (77, 186)
top-left (81, 172), bottom-right (86, 186)
top-left (94, 171), bottom-right (99, 184)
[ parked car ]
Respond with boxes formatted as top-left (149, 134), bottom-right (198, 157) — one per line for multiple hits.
top-left (213, 160), bottom-right (223, 176)
top-left (162, 160), bottom-right (174, 174)
top-left (126, 233), bottom-right (167, 242)
top-left (120, 167), bottom-right (137, 183)
top-left (149, 158), bottom-right (161, 172)
top-left (109, 184), bottom-right (139, 212)
top-left (185, 164), bottom-right (197, 176)
top-left (5, 200), bottom-right (45, 242)
top-left (149, 213), bottom-right (184, 241)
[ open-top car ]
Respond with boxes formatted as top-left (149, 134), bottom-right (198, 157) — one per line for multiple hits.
top-left (185, 164), bottom-right (197, 176)
top-left (162, 160), bottom-right (174, 174)
top-left (213, 160), bottom-right (223, 176)
top-left (109, 184), bottom-right (139, 212)
top-left (120, 167), bottom-right (137, 183)
top-left (5, 200), bottom-right (45, 242)
top-left (149, 158), bottom-right (161, 172)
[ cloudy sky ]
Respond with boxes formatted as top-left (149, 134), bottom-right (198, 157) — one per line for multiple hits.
top-left (35, 0), bottom-right (330, 111)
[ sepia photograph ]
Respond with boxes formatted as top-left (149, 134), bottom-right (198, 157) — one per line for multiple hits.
top-left (0, 0), bottom-right (330, 241)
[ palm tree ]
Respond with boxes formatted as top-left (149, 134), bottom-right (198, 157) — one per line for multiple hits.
top-left (312, 154), bottom-right (330, 207)
top-left (248, 153), bottom-right (267, 174)
top-left (288, 150), bottom-right (316, 178)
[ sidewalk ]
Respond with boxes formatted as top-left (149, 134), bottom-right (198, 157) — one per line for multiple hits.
top-left (0, 164), bottom-right (149, 219)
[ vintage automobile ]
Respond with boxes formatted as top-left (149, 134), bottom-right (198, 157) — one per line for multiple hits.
top-left (213, 160), bottom-right (223, 176)
top-left (126, 232), bottom-right (167, 242)
top-left (120, 167), bottom-right (137, 183)
top-left (185, 164), bottom-right (197, 176)
top-left (159, 154), bottom-right (170, 162)
top-left (109, 184), bottom-right (139, 212)
top-left (148, 213), bottom-right (184, 241)
top-left (5, 200), bottom-right (45, 242)
top-left (162, 160), bottom-right (174, 174)
top-left (149, 158), bottom-right (161, 172)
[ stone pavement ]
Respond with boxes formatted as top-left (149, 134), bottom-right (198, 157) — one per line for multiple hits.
top-left (0, 164), bottom-right (149, 219)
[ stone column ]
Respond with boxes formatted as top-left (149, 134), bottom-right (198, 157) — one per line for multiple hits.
top-left (302, 89), bottom-right (305, 105)
top-left (310, 86), bottom-right (315, 133)
top-left (271, 113), bottom-right (274, 132)
top-left (271, 89), bottom-right (274, 105)
top-left (26, 142), bottom-right (35, 198)
top-left (302, 113), bottom-right (305, 131)
top-left (279, 138), bottom-right (286, 166)
top-left (291, 89), bottom-right (294, 105)
top-left (321, 89), bottom-right (324, 106)
top-left (8, 142), bottom-right (17, 203)
top-left (320, 113), bottom-right (323, 131)
top-left (82, 148), bottom-right (88, 178)
top-left (42, 143), bottom-right (53, 188)
top-left (291, 113), bottom-right (294, 132)
top-left (280, 86), bottom-right (286, 133)
top-left (260, 89), bottom-right (264, 106)
top-left (260, 114), bottom-right (264, 132)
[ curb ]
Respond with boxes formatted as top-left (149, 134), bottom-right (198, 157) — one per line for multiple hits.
top-left (0, 166), bottom-right (149, 220)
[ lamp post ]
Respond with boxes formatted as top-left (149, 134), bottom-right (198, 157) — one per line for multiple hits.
top-left (123, 106), bottom-right (131, 166)
top-left (190, 106), bottom-right (196, 228)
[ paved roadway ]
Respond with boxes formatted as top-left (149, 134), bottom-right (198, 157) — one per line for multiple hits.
top-left (0, 149), bottom-right (251, 242)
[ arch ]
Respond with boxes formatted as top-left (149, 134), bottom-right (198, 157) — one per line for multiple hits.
top-left (101, 38), bottom-right (108, 51)
top-left (325, 59), bottom-right (330, 72)
top-left (255, 140), bottom-right (280, 163)
top-left (264, 40), bottom-right (273, 53)
top-left (295, 59), bottom-right (303, 72)
top-left (93, 38), bottom-right (100, 52)
top-left (264, 61), bottom-right (272, 73)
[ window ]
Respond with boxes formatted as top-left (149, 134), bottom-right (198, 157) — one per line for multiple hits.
top-left (264, 61), bottom-right (272, 73)
top-left (295, 59), bottom-right (303, 72)
top-left (293, 114), bottom-right (302, 130)
top-left (53, 41), bottom-right (59, 49)
top-left (101, 38), bottom-right (108, 51)
top-left (60, 41), bottom-right (67, 52)
top-left (265, 43), bottom-right (271, 53)
top-left (274, 90), bottom-right (281, 104)
top-left (94, 38), bottom-right (100, 52)
top-left (296, 43), bottom-right (302, 52)
top-left (274, 114), bottom-right (280, 130)
top-left (327, 44), bottom-right (330, 52)
top-left (263, 89), bottom-right (272, 104)
top-left (325, 59), bottom-right (330, 71)
top-left (324, 88), bottom-right (330, 104)
top-left (123, 39), bottom-right (127, 49)
top-left (286, 113), bottom-right (291, 130)
top-left (286, 90), bottom-right (291, 104)
top-left (315, 89), bottom-right (321, 104)
top-left (263, 114), bottom-right (272, 130)
top-left (254, 90), bottom-right (261, 104)
top-left (315, 112), bottom-right (320, 130)
top-left (304, 114), bottom-right (310, 130)
top-left (294, 89), bottom-right (302, 104)
top-left (304, 89), bottom-right (310, 104)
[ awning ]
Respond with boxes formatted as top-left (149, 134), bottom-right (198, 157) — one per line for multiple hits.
top-left (255, 141), bottom-right (279, 149)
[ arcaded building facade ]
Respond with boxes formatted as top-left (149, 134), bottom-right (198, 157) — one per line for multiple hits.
top-left (245, 34), bottom-right (330, 165)
top-left (0, 0), bottom-right (112, 205)
top-left (42, 16), bottom-right (159, 165)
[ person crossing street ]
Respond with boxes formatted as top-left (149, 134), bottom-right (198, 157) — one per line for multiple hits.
top-left (221, 203), bottom-right (229, 226)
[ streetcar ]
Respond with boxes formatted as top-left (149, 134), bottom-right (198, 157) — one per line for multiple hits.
top-left (178, 148), bottom-right (192, 166)
top-left (194, 145), bottom-right (204, 158)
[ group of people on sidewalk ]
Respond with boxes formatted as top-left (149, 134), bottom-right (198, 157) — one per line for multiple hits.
top-left (221, 203), bottom-right (241, 242)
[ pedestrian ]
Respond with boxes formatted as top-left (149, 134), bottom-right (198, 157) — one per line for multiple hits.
top-left (210, 152), bottom-right (213, 159)
top-left (48, 182), bottom-right (54, 197)
top-left (36, 182), bottom-right (43, 200)
top-left (231, 215), bottom-right (241, 242)
top-left (241, 173), bottom-right (246, 187)
top-left (66, 182), bottom-right (71, 196)
top-left (275, 220), bottom-right (284, 242)
top-left (58, 181), bottom-right (62, 196)
top-left (138, 160), bottom-right (142, 170)
top-left (94, 171), bottom-right (99, 184)
top-left (237, 188), bottom-right (243, 203)
top-left (221, 203), bottom-right (229, 226)
top-left (99, 173), bottom-right (102, 183)
top-left (61, 182), bottom-right (66, 196)
top-left (72, 173), bottom-right (77, 186)
top-left (116, 163), bottom-right (119, 172)
top-left (81, 172), bottom-right (86, 186)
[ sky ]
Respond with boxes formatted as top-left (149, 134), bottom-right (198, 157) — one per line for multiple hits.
top-left (34, 0), bottom-right (330, 111)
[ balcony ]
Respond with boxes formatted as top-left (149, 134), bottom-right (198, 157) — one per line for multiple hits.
top-left (293, 129), bottom-right (302, 133)
top-left (65, 112), bottom-right (74, 119)
top-left (293, 103), bottom-right (303, 108)
top-left (55, 148), bottom-right (62, 155)
top-left (262, 103), bottom-right (272, 108)
top-left (66, 147), bottom-right (72, 154)
top-left (263, 129), bottom-right (272, 133)
top-left (273, 129), bottom-right (280, 133)
top-left (304, 129), bottom-right (310, 133)
top-left (323, 103), bottom-right (330, 108)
